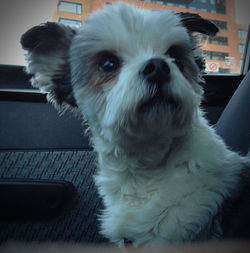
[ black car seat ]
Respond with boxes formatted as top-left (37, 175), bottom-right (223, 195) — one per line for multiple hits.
top-left (216, 70), bottom-right (250, 155)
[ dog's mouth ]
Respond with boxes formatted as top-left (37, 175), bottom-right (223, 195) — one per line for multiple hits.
top-left (137, 90), bottom-right (177, 113)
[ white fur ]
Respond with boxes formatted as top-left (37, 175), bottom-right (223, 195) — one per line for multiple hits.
top-left (93, 113), bottom-right (246, 247)
top-left (71, 3), bottom-right (248, 247)
top-left (22, 2), bottom-right (249, 248)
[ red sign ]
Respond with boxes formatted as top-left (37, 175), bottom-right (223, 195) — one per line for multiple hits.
top-left (205, 62), bottom-right (219, 72)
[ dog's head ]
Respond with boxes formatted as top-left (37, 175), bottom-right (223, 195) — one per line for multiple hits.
top-left (21, 2), bottom-right (218, 153)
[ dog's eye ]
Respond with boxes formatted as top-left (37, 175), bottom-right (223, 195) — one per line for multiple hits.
top-left (166, 46), bottom-right (185, 70)
top-left (98, 52), bottom-right (120, 73)
top-left (166, 45), bottom-right (182, 59)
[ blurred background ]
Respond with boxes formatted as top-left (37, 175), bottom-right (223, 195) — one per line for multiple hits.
top-left (0, 0), bottom-right (249, 74)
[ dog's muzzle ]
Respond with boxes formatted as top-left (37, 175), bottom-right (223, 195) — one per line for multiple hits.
top-left (139, 58), bottom-right (170, 86)
top-left (137, 58), bottom-right (172, 112)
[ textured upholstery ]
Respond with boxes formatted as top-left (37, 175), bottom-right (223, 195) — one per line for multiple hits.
top-left (0, 151), bottom-right (108, 244)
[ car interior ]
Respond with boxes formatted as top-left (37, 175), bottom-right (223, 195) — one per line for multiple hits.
top-left (0, 11), bottom-right (250, 249)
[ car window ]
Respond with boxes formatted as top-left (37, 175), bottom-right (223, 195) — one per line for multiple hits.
top-left (0, 0), bottom-right (249, 74)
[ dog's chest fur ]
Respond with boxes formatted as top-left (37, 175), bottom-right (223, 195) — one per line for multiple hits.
top-left (94, 119), bottom-right (244, 246)
top-left (96, 161), bottom-right (222, 246)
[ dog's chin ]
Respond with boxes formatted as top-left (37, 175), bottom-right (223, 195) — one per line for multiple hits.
top-left (131, 88), bottom-right (193, 137)
top-left (137, 91), bottom-right (178, 115)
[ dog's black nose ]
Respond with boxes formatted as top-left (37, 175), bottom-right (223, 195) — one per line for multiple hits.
top-left (140, 58), bottom-right (170, 85)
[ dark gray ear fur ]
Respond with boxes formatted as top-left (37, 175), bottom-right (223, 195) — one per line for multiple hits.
top-left (179, 12), bottom-right (219, 36)
top-left (178, 13), bottom-right (219, 73)
top-left (20, 22), bottom-right (78, 110)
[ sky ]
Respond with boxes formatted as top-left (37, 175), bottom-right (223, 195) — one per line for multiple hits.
top-left (0, 0), bottom-right (249, 66)
top-left (0, 0), bottom-right (57, 65)
top-left (235, 0), bottom-right (250, 25)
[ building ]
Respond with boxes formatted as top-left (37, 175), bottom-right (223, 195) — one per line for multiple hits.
top-left (52, 0), bottom-right (248, 74)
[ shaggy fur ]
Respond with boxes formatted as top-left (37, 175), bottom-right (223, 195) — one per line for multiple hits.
top-left (21, 2), bottom-right (250, 247)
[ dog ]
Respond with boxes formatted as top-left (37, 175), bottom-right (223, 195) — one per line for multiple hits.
top-left (20, 2), bottom-right (250, 247)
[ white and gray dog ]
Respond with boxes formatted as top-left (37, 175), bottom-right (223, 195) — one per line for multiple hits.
top-left (21, 2), bottom-right (250, 247)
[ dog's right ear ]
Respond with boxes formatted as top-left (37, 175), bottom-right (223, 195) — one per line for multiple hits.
top-left (20, 22), bottom-right (78, 109)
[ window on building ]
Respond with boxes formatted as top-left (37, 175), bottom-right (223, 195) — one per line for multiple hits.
top-left (139, 0), bottom-right (226, 13)
top-left (209, 20), bottom-right (227, 30)
top-left (190, 0), bottom-right (225, 14)
top-left (202, 35), bottom-right (228, 46)
top-left (215, 0), bottom-right (226, 14)
top-left (59, 18), bottom-right (82, 27)
top-left (219, 68), bottom-right (230, 73)
top-left (204, 51), bottom-right (229, 61)
top-left (239, 44), bottom-right (245, 54)
top-left (238, 29), bottom-right (248, 40)
top-left (240, 58), bottom-right (243, 69)
top-left (58, 1), bottom-right (82, 14)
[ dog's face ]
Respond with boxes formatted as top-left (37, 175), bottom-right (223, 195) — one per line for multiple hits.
top-left (21, 3), bottom-right (218, 153)
top-left (71, 4), bottom-right (204, 134)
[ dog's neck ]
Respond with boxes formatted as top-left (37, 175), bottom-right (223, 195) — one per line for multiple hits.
top-left (90, 122), bottom-right (190, 171)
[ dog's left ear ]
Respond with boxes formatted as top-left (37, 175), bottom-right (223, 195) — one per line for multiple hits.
top-left (21, 22), bottom-right (78, 110)
top-left (178, 13), bottom-right (218, 73)
top-left (178, 12), bottom-right (218, 36)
